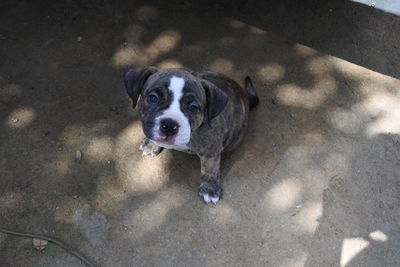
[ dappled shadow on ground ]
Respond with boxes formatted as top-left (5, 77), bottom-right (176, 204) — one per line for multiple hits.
top-left (0, 0), bottom-right (399, 266)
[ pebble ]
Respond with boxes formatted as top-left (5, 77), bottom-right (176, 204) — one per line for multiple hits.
top-left (75, 150), bottom-right (82, 163)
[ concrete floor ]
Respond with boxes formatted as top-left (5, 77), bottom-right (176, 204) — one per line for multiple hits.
top-left (0, 0), bottom-right (399, 266)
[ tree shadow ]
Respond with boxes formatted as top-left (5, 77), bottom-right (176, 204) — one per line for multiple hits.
top-left (189, 0), bottom-right (400, 79)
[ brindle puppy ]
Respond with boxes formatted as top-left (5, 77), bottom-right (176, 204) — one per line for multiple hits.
top-left (124, 67), bottom-right (258, 203)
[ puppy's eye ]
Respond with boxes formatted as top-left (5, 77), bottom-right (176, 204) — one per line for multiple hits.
top-left (146, 93), bottom-right (159, 104)
top-left (188, 102), bottom-right (200, 113)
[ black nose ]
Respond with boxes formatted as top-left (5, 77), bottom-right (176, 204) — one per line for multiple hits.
top-left (160, 119), bottom-right (179, 136)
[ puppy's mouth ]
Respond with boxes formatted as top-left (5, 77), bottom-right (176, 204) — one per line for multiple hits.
top-left (152, 132), bottom-right (176, 145)
top-left (142, 116), bottom-right (191, 147)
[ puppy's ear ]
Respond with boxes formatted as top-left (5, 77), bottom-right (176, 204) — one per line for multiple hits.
top-left (124, 66), bottom-right (158, 108)
top-left (202, 80), bottom-right (228, 125)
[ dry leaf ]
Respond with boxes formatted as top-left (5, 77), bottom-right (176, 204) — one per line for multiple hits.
top-left (33, 238), bottom-right (48, 251)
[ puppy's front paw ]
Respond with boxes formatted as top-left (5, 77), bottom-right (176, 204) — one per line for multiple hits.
top-left (199, 179), bottom-right (222, 204)
top-left (139, 138), bottom-right (163, 157)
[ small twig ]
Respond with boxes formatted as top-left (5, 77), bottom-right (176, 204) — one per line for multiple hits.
top-left (0, 227), bottom-right (96, 267)
top-left (329, 175), bottom-right (338, 182)
top-left (267, 159), bottom-right (281, 177)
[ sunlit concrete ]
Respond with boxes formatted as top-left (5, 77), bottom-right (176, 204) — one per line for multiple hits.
top-left (207, 203), bottom-right (239, 225)
top-left (258, 63), bottom-right (285, 83)
top-left (363, 92), bottom-right (400, 136)
top-left (115, 121), bottom-right (171, 194)
top-left (224, 18), bottom-right (246, 29)
top-left (209, 58), bottom-right (235, 77)
top-left (265, 179), bottom-right (302, 213)
top-left (292, 43), bottom-right (318, 57)
top-left (275, 76), bottom-right (336, 109)
top-left (145, 30), bottom-right (181, 61)
top-left (368, 230), bottom-right (388, 242)
top-left (340, 237), bottom-right (370, 266)
top-left (86, 137), bottom-right (114, 163)
top-left (307, 56), bottom-right (332, 76)
top-left (157, 59), bottom-right (184, 68)
top-left (327, 107), bottom-right (365, 134)
top-left (124, 186), bottom-right (185, 238)
top-left (292, 201), bottom-right (323, 233)
top-left (57, 125), bottom-right (86, 145)
top-left (6, 107), bottom-right (36, 128)
top-left (112, 28), bottom-right (181, 67)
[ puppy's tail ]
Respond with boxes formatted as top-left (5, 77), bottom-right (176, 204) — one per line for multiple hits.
top-left (245, 76), bottom-right (259, 109)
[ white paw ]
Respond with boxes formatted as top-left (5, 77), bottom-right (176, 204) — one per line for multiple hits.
top-left (142, 150), bottom-right (157, 157)
top-left (139, 142), bottom-right (145, 151)
top-left (139, 139), bottom-right (161, 157)
top-left (199, 192), bottom-right (219, 204)
top-left (140, 146), bottom-right (157, 157)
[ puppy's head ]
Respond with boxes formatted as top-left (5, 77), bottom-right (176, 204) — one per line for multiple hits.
top-left (124, 67), bottom-right (228, 148)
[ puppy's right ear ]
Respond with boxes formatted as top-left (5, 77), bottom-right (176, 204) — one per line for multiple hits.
top-left (124, 66), bottom-right (158, 108)
top-left (202, 80), bottom-right (228, 126)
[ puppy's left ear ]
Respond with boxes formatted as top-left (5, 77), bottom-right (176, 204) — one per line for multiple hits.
top-left (124, 66), bottom-right (158, 108)
top-left (202, 80), bottom-right (229, 125)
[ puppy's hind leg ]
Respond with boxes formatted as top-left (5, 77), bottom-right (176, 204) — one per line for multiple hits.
top-left (139, 138), bottom-right (163, 157)
top-left (198, 154), bottom-right (222, 204)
